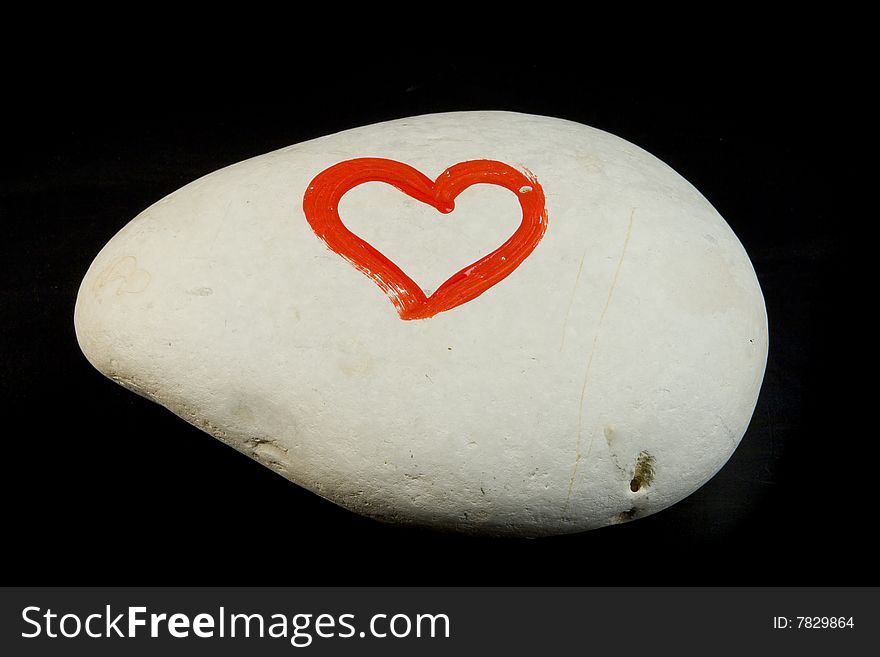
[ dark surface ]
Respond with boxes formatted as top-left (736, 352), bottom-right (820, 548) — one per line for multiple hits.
top-left (1, 61), bottom-right (860, 584)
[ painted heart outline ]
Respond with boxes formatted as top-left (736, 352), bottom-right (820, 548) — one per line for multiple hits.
top-left (302, 157), bottom-right (548, 320)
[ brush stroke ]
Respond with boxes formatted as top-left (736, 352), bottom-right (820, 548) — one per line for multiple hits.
top-left (302, 158), bottom-right (548, 320)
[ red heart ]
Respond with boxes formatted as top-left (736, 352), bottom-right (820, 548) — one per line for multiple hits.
top-left (302, 158), bottom-right (548, 320)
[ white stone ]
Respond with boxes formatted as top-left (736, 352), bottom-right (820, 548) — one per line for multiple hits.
top-left (74, 111), bottom-right (768, 536)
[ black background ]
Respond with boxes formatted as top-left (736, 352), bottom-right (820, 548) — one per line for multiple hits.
top-left (1, 50), bottom-right (863, 584)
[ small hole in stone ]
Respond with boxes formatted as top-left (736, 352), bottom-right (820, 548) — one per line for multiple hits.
top-left (519, 185), bottom-right (533, 193)
top-left (618, 507), bottom-right (637, 522)
top-left (630, 451), bottom-right (655, 492)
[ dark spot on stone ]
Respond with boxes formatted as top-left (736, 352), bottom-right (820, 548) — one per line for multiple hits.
top-left (618, 507), bottom-right (638, 522)
top-left (630, 451), bottom-right (655, 492)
